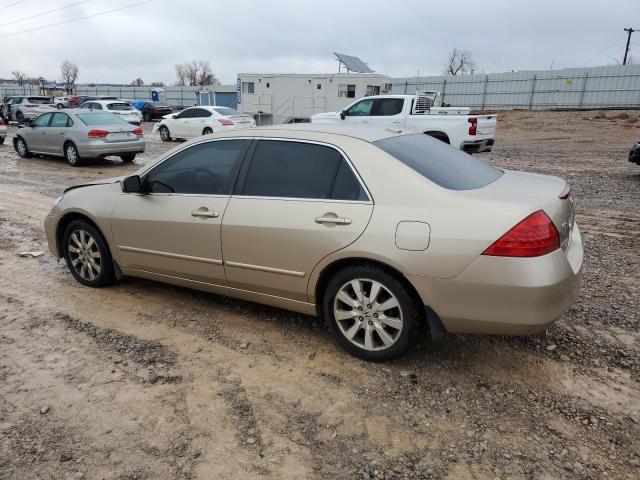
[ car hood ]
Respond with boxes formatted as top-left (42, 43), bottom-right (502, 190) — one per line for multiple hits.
top-left (310, 111), bottom-right (341, 122)
top-left (64, 176), bottom-right (124, 193)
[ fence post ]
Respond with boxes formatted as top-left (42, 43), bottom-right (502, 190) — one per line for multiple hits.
top-left (528, 74), bottom-right (537, 109)
top-left (441, 79), bottom-right (447, 105)
top-left (404, 80), bottom-right (408, 94)
top-left (578, 72), bottom-right (589, 108)
top-left (481, 75), bottom-right (489, 110)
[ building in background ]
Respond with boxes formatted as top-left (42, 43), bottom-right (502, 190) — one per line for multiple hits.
top-left (236, 73), bottom-right (391, 125)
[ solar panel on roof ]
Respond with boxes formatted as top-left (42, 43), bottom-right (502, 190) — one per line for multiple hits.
top-left (334, 52), bottom-right (374, 73)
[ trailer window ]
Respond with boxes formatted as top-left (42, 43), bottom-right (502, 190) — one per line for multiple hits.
top-left (374, 133), bottom-right (503, 190)
top-left (338, 84), bottom-right (356, 98)
top-left (242, 82), bottom-right (255, 94)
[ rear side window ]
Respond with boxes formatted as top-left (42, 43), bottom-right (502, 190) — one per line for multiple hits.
top-left (27, 97), bottom-right (52, 104)
top-left (145, 140), bottom-right (250, 195)
top-left (242, 140), bottom-right (357, 200)
top-left (373, 133), bottom-right (503, 190)
top-left (331, 160), bottom-right (368, 201)
top-left (107, 103), bottom-right (132, 111)
top-left (191, 108), bottom-right (212, 118)
top-left (50, 113), bottom-right (70, 127)
top-left (374, 98), bottom-right (404, 116)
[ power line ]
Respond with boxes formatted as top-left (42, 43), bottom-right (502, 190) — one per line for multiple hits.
top-left (0, 0), bottom-right (28, 9)
top-left (0, 0), bottom-right (93, 28)
top-left (584, 32), bottom-right (627, 66)
top-left (0, 0), bottom-right (155, 38)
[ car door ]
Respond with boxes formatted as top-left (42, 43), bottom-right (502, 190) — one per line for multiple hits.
top-left (111, 138), bottom-right (251, 285)
top-left (365, 98), bottom-right (406, 126)
top-left (189, 108), bottom-right (213, 137)
top-left (221, 139), bottom-right (374, 302)
top-left (29, 113), bottom-right (53, 151)
top-left (169, 108), bottom-right (192, 138)
top-left (47, 112), bottom-right (72, 155)
top-left (342, 98), bottom-right (375, 125)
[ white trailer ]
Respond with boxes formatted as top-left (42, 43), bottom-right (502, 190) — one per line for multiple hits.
top-left (236, 73), bottom-right (391, 125)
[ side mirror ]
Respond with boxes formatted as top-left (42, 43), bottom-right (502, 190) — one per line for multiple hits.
top-left (23, 119), bottom-right (32, 127)
top-left (121, 175), bottom-right (142, 193)
top-left (171, 114), bottom-right (177, 119)
top-left (340, 110), bottom-right (346, 120)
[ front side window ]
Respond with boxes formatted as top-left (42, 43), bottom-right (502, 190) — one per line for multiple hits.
top-left (242, 82), bottom-right (255, 94)
top-left (145, 140), bottom-right (250, 195)
top-left (338, 84), bottom-right (356, 98)
top-left (241, 140), bottom-right (365, 200)
top-left (373, 98), bottom-right (404, 116)
top-left (32, 113), bottom-right (52, 127)
top-left (346, 99), bottom-right (374, 116)
top-left (175, 109), bottom-right (193, 119)
top-left (373, 133), bottom-right (504, 190)
top-left (50, 112), bottom-right (70, 127)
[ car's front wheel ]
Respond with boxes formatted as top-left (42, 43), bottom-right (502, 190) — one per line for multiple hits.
top-left (65, 142), bottom-right (81, 166)
top-left (57, 104), bottom-right (63, 110)
top-left (15, 136), bottom-right (31, 158)
top-left (63, 220), bottom-right (115, 287)
top-left (323, 265), bottom-right (421, 361)
top-left (159, 125), bottom-right (171, 142)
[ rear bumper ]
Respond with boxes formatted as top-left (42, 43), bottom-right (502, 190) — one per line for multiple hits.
top-left (408, 225), bottom-right (583, 335)
top-left (78, 139), bottom-right (145, 158)
top-left (461, 138), bottom-right (494, 153)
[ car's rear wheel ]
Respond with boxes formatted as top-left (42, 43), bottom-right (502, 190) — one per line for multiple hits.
top-left (202, 127), bottom-right (213, 135)
top-left (143, 111), bottom-right (151, 122)
top-left (64, 142), bottom-right (82, 166)
top-left (63, 220), bottom-right (114, 287)
top-left (57, 104), bottom-right (63, 110)
top-left (0, 137), bottom-right (4, 145)
top-left (159, 125), bottom-right (171, 141)
top-left (16, 112), bottom-right (24, 125)
top-left (15, 137), bottom-right (31, 158)
top-left (120, 153), bottom-right (136, 163)
top-left (323, 265), bottom-right (420, 361)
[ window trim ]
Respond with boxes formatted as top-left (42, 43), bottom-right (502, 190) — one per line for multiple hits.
top-left (134, 137), bottom-right (255, 198)
top-left (232, 138), bottom-right (372, 204)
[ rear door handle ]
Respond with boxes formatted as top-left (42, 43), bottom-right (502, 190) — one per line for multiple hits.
top-left (315, 216), bottom-right (352, 225)
top-left (191, 208), bottom-right (219, 218)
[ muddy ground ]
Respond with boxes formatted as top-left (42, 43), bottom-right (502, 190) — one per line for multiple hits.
top-left (0, 110), bottom-right (638, 480)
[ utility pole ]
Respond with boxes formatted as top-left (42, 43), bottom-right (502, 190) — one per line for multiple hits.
top-left (623, 28), bottom-right (635, 65)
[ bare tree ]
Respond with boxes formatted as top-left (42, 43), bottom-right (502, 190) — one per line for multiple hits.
top-left (175, 63), bottom-right (187, 86)
top-left (150, 81), bottom-right (165, 87)
top-left (444, 48), bottom-right (477, 76)
top-left (11, 70), bottom-right (28, 86)
top-left (175, 60), bottom-right (219, 86)
top-left (60, 60), bottom-right (79, 93)
top-left (131, 78), bottom-right (144, 86)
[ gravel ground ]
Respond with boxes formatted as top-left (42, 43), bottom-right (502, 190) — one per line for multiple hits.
top-left (0, 110), bottom-right (638, 479)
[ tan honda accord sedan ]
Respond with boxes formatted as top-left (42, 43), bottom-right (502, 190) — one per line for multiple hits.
top-left (44, 125), bottom-right (583, 361)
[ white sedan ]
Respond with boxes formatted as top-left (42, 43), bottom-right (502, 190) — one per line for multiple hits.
top-left (78, 100), bottom-right (142, 125)
top-left (152, 106), bottom-right (255, 141)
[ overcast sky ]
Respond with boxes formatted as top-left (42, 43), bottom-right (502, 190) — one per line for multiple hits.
top-left (1, 0), bottom-right (639, 85)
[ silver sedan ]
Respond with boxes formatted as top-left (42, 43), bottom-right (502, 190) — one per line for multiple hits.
top-left (13, 109), bottom-right (145, 166)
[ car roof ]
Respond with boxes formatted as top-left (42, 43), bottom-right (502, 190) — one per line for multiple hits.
top-left (251, 123), bottom-right (415, 143)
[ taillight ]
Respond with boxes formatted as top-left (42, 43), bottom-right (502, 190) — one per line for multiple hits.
top-left (468, 117), bottom-right (477, 135)
top-left (87, 129), bottom-right (109, 138)
top-left (133, 127), bottom-right (143, 136)
top-left (0, 118), bottom-right (4, 125)
top-left (482, 210), bottom-right (560, 258)
top-left (558, 183), bottom-right (571, 199)
top-left (218, 118), bottom-right (234, 126)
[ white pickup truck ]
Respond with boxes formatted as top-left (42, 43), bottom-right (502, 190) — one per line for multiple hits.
top-left (311, 91), bottom-right (497, 153)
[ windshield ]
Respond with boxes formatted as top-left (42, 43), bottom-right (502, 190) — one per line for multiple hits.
top-left (27, 97), bottom-right (52, 104)
top-left (213, 107), bottom-right (241, 116)
top-left (77, 112), bottom-right (130, 126)
top-left (107, 103), bottom-right (133, 111)
top-left (373, 133), bottom-right (503, 190)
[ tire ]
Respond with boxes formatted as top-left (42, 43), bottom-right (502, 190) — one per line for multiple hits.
top-left (202, 127), bottom-right (213, 135)
top-left (323, 264), bottom-right (421, 361)
top-left (16, 111), bottom-right (24, 125)
top-left (57, 104), bottom-right (63, 110)
top-left (120, 153), bottom-right (136, 163)
top-left (15, 136), bottom-right (31, 158)
top-left (0, 137), bottom-right (4, 145)
top-left (143, 111), bottom-right (151, 122)
top-left (63, 220), bottom-right (115, 288)
top-left (64, 142), bottom-right (82, 166)
top-left (159, 125), bottom-right (171, 142)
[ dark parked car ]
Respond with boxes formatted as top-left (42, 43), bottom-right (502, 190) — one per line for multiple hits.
top-left (135, 101), bottom-right (173, 122)
top-left (629, 142), bottom-right (640, 166)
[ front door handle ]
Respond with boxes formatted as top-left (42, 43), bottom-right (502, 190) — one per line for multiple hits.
top-left (191, 208), bottom-right (219, 218)
top-left (315, 216), bottom-right (352, 225)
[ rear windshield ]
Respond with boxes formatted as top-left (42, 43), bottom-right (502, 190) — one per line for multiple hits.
top-left (373, 133), bottom-right (503, 190)
top-left (106, 103), bottom-right (133, 111)
top-left (27, 97), bottom-right (52, 104)
top-left (77, 113), bottom-right (130, 126)
top-left (213, 107), bottom-right (241, 116)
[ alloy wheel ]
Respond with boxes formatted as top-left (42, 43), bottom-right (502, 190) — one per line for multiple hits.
top-left (66, 145), bottom-right (78, 164)
top-left (67, 229), bottom-right (101, 281)
top-left (16, 139), bottom-right (27, 156)
top-left (333, 278), bottom-right (404, 351)
top-left (160, 126), bottom-right (169, 141)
